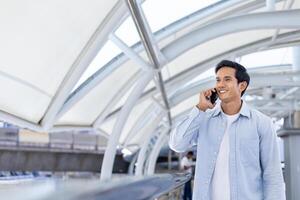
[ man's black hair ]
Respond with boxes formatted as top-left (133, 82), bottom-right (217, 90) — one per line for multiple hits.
top-left (187, 151), bottom-right (194, 156)
top-left (215, 60), bottom-right (250, 96)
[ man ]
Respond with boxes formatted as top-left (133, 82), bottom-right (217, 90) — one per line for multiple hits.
top-left (181, 151), bottom-right (194, 200)
top-left (169, 60), bottom-right (285, 200)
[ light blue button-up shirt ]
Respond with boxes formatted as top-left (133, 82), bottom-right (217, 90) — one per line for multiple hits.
top-left (169, 101), bottom-right (285, 200)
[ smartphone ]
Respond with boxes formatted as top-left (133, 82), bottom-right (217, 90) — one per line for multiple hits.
top-left (210, 90), bottom-right (218, 104)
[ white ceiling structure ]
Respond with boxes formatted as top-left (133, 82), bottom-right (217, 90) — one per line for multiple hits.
top-left (1, 0), bottom-right (300, 179)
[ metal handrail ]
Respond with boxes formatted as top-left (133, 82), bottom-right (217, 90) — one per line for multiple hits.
top-left (1, 173), bottom-right (191, 200)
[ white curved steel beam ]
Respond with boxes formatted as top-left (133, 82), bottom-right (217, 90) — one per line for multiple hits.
top-left (40, 1), bottom-right (128, 130)
top-left (100, 71), bottom-right (153, 181)
top-left (146, 128), bottom-right (169, 175)
top-left (135, 111), bottom-right (165, 176)
top-left (92, 70), bottom-right (142, 128)
top-left (162, 10), bottom-right (300, 61)
top-left (109, 34), bottom-right (152, 71)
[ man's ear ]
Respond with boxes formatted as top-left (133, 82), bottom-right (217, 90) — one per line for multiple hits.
top-left (239, 81), bottom-right (247, 93)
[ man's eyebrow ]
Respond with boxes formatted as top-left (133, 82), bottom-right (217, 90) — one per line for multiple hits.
top-left (216, 75), bottom-right (233, 79)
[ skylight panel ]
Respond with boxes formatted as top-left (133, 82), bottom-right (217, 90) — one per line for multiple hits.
top-left (142, 0), bottom-right (220, 32)
top-left (239, 48), bottom-right (292, 69)
top-left (72, 41), bottom-right (122, 91)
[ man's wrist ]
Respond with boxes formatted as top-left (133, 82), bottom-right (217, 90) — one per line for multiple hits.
top-left (196, 104), bottom-right (206, 112)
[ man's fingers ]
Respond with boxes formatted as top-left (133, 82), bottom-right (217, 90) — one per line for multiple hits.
top-left (199, 88), bottom-right (216, 110)
top-left (208, 101), bottom-right (217, 109)
top-left (204, 90), bottom-right (212, 98)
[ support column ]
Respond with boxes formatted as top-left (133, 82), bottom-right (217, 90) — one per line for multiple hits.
top-left (278, 46), bottom-right (300, 200)
top-left (292, 46), bottom-right (300, 82)
top-left (294, 112), bottom-right (300, 128)
top-left (292, 46), bottom-right (300, 71)
top-left (291, 46), bottom-right (300, 130)
top-left (278, 128), bottom-right (300, 200)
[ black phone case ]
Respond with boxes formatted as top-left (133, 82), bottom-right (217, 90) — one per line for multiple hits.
top-left (210, 91), bottom-right (218, 104)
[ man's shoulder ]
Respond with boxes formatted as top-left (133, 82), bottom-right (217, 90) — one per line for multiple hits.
top-left (248, 106), bottom-right (271, 122)
top-left (248, 107), bottom-right (273, 133)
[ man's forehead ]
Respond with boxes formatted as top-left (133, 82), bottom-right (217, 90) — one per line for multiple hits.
top-left (216, 67), bottom-right (235, 76)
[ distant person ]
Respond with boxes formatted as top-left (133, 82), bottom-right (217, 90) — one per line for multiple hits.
top-left (181, 151), bottom-right (194, 200)
top-left (169, 60), bottom-right (285, 199)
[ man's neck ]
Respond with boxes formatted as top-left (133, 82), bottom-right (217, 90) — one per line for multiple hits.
top-left (221, 99), bottom-right (242, 115)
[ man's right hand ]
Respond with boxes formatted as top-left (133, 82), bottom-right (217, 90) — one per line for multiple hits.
top-left (196, 88), bottom-right (217, 112)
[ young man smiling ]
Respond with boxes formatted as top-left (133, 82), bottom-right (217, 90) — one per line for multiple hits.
top-left (169, 60), bottom-right (285, 200)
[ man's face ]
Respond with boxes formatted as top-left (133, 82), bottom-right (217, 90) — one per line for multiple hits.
top-left (215, 67), bottom-right (246, 103)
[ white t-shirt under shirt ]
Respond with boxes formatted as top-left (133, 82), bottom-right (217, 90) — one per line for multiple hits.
top-left (211, 112), bottom-right (240, 200)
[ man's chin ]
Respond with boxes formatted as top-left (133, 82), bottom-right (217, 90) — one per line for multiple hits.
top-left (219, 97), bottom-right (230, 103)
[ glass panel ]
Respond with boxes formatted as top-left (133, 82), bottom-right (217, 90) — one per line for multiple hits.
top-left (239, 48), bottom-right (292, 68)
top-left (72, 41), bottom-right (122, 91)
top-left (142, 0), bottom-right (220, 32)
top-left (115, 16), bottom-right (141, 46)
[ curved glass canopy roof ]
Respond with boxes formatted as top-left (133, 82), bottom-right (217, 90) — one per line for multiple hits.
top-left (0, 0), bottom-right (300, 154)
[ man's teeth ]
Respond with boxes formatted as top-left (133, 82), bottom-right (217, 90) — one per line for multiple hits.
top-left (219, 90), bottom-right (226, 93)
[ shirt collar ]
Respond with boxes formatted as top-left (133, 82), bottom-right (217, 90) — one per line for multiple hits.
top-left (212, 100), bottom-right (250, 119)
